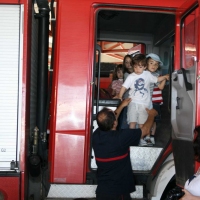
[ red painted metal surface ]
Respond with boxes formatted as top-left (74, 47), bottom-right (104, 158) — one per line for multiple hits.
top-left (100, 77), bottom-right (112, 88)
top-left (0, 177), bottom-right (20, 200)
top-left (0, 0), bottom-right (19, 3)
top-left (195, 161), bottom-right (200, 172)
top-left (53, 132), bottom-right (85, 183)
top-left (49, 0), bottom-right (193, 184)
top-left (0, 0), bottom-right (31, 199)
top-left (20, 0), bottom-right (32, 199)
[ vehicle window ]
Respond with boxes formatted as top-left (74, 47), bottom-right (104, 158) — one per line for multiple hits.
top-left (182, 9), bottom-right (198, 69)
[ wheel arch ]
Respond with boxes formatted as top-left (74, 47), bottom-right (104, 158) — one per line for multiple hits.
top-left (149, 156), bottom-right (175, 200)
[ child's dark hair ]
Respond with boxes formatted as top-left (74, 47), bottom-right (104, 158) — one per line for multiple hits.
top-left (146, 57), bottom-right (161, 71)
top-left (123, 55), bottom-right (132, 73)
top-left (132, 53), bottom-right (146, 67)
top-left (112, 64), bottom-right (123, 81)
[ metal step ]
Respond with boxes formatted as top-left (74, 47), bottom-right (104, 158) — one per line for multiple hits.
top-left (45, 198), bottom-right (145, 200)
top-left (47, 185), bottom-right (143, 199)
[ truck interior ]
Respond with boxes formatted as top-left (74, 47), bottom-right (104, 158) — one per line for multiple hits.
top-left (90, 6), bottom-right (197, 190)
top-left (93, 9), bottom-right (175, 143)
top-left (90, 8), bottom-right (176, 183)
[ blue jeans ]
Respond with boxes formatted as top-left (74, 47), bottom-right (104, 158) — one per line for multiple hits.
top-left (118, 107), bottom-right (129, 130)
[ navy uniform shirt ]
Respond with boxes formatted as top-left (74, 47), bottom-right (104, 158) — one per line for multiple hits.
top-left (92, 128), bottom-right (142, 195)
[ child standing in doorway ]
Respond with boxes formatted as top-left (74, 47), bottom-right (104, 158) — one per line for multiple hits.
top-left (118, 53), bottom-right (169, 146)
top-left (111, 64), bottom-right (124, 97)
top-left (146, 53), bottom-right (167, 145)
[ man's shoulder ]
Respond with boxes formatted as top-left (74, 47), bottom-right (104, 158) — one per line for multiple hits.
top-left (93, 128), bottom-right (101, 135)
top-left (119, 129), bottom-right (142, 139)
top-left (93, 128), bottom-right (113, 137)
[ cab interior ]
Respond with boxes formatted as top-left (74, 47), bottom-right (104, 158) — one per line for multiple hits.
top-left (93, 9), bottom-right (175, 148)
top-left (90, 5), bottom-right (198, 192)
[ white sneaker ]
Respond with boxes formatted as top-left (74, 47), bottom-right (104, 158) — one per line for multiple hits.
top-left (150, 137), bottom-right (155, 145)
top-left (139, 139), bottom-right (148, 146)
top-left (144, 136), bottom-right (153, 146)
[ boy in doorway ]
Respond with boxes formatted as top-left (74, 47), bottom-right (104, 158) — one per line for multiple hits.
top-left (118, 54), bottom-right (169, 146)
top-left (146, 53), bottom-right (167, 145)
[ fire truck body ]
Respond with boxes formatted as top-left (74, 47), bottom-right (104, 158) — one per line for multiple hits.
top-left (0, 0), bottom-right (200, 199)
top-left (48, 0), bottom-right (200, 198)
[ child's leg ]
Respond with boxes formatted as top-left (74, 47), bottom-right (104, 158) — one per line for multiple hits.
top-left (151, 122), bottom-right (156, 135)
top-left (127, 102), bottom-right (138, 129)
top-left (129, 122), bottom-right (137, 129)
top-left (138, 104), bottom-right (153, 146)
top-left (138, 124), bottom-right (148, 146)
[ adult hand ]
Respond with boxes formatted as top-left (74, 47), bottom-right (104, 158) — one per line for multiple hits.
top-left (121, 98), bottom-right (132, 107)
top-left (180, 189), bottom-right (194, 200)
top-left (114, 98), bottom-right (131, 120)
top-left (145, 108), bottom-right (158, 117)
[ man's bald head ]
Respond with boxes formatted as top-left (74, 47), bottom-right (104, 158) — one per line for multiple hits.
top-left (96, 108), bottom-right (116, 131)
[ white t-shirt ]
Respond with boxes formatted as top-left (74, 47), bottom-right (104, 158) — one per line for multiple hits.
top-left (184, 172), bottom-right (200, 196)
top-left (122, 71), bottom-right (158, 107)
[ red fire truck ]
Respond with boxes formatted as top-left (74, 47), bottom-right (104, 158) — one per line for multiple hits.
top-left (0, 0), bottom-right (200, 199)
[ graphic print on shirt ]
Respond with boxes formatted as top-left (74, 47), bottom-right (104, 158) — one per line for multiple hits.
top-left (134, 78), bottom-right (148, 97)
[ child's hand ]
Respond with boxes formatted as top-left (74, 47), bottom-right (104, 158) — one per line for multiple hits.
top-left (113, 94), bottom-right (121, 100)
top-left (165, 74), bottom-right (170, 80)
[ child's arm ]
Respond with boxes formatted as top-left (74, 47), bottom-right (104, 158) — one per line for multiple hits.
top-left (117, 86), bottom-right (127, 100)
top-left (157, 79), bottom-right (166, 90)
top-left (112, 89), bottom-right (116, 96)
top-left (157, 74), bottom-right (169, 83)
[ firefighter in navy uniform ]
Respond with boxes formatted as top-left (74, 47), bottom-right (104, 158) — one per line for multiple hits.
top-left (92, 98), bottom-right (157, 200)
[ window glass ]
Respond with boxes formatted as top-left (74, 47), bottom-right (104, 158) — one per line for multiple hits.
top-left (182, 8), bottom-right (198, 69)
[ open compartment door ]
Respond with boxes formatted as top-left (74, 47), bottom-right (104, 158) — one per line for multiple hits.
top-left (172, 0), bottom-right (198, 186)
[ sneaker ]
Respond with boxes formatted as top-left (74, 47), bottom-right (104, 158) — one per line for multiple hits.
top-left (144, 136), bottom-right (153, 146)
top-left (150, 136), bottom-right (155, 145)
top-left (139, 139), bottom-right (148, 146)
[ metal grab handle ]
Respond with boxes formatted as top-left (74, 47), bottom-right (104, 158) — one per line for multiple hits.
top-left (181, 68), bottom-right (192, 91)
top-left (96, 44), bottom-right (101, 115)
top-left (176, 97), bottom-right (180, 109)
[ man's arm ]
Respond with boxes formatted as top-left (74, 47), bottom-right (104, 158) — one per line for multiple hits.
top-left (114, 98), bottom-right (131, 120)
top-left (140, 108), bottom-right (158, 138)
